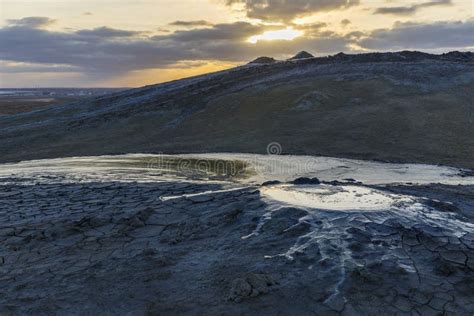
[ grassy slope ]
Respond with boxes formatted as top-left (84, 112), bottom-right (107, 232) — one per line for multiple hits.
top-left (0, 60), bottom-right (473, 168)
top-left (169, 78), bottom-right (474, 168)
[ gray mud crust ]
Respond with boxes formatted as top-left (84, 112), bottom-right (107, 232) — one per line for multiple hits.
top-left (1, 176), bottom-right (473, 315)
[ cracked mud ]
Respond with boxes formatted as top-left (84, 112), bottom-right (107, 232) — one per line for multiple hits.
top-left (0, 155), bottom-right (473, 315)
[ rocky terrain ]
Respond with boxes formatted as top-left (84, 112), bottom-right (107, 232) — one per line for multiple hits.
top-left (0, 51), bottom-right (473, 168)
top-left (0, 154), bottom-right (473, 314)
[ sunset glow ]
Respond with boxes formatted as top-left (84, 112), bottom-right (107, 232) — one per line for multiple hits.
top-left (0, 0), bottom-right (472, 87)
top-left (247, 28), bottom-right (304, 44)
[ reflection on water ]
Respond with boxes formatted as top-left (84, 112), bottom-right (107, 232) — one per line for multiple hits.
top-left (0, 154), bottom-right (252, 184)
top-left (0, 153), bottom-right (472, 186)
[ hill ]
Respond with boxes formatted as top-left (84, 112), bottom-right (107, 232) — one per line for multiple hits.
top-left (0, 51), bottom-right (473, 168)
top-left (288, 51), bottom-right (314, 60)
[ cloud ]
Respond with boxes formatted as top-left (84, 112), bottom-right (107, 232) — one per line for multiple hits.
top-left (162, 22), bottom-right (269, 41)
top-left (292, 22), bottom-right (328, 37)
top-left (83, 12), bottom-right (93, 16)
top-left (341, 19), bottom-right (351, 27)
top-left (6, 16), bottom-right (56, 29)
top-left (0, 61), bottom-right (79, 73)
top-left (225, 0), bottom-right (359, 22)
top-left (375, 0), bottom-right (452, 15)
top-left (169, 20), bottom-right (214, 27)
top-left (1, 16), bottom-right (472, 83)
top-left (0, 27), bottom-right (165, 75)
top-left (0, 19), bottom-right (349, 78)
top-left (359, 19), bottom-right (474, 50)
top-left (76, 27), bottom-right (143, 38)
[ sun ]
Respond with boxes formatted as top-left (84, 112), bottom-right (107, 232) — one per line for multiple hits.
top-left (248, 27), bottom-right (303, 44)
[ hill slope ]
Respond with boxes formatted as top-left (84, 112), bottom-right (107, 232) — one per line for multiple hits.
top-left (1, 51), bottom-right (474, 168)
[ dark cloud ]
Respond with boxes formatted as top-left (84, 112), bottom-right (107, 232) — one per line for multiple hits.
top-left (225, 0), bottom-right (359, 21)
top-left (6, 16), bottom-right (56, 29)
top-left (162, 22), bottom-right (268, 41)
top-left (83, 12), bottom-right (93, 16)
top-left (345, 31), bottom-right (364, 40)
top-left (375, 0), bottom-right (452, 15)
top-left (0, 19), bottom-right (348, 78)
top-left (359, 19), bottom-right (474, 50)
top-left (76, 27), bottom-right (142, 38)
top-left (341, 19), bottom-right (351, 27)
top-left (1, 16), bottom-right (472, 82)
top-left (292, 22), bottom-right (328, 37)
top-left (169, 20), bottom-right (214, 27)
top-left (0, 26), bottom-right (174, 75)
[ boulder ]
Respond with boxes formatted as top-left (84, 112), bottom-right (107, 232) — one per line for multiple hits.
top-left (291, 177), bottom-right (321, 185)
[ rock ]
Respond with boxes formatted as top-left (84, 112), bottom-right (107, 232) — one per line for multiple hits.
top-left (261, 180), bottom-right (282, 187)
top-left (291, 177), bottom-right (320, 185)
top-left (343, 178), bottom-right (357, 182)
top-left (324, 180), bottom-right (346, 186)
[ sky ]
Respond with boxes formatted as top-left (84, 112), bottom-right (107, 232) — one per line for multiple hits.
top-left (0, 0), bottom-right (473, 88)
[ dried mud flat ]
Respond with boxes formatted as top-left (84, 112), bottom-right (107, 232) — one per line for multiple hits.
top-left (0, 154), bottom-right (473, 315)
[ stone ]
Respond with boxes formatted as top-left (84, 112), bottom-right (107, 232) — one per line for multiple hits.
top-left (291, 177), bottom-right (321, 185)
top-left (261, 180), bottom-right (282, 187)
